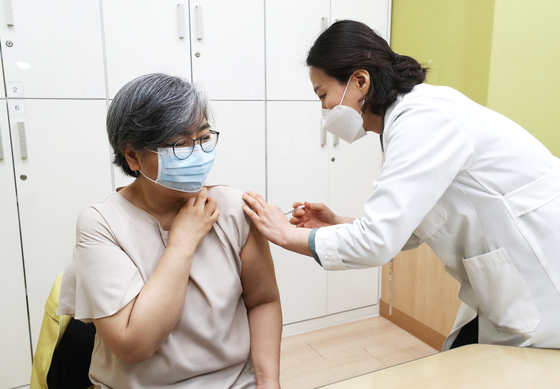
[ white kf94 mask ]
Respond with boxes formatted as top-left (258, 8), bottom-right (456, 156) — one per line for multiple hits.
top-left (321, 76), bottom-right (367, 144)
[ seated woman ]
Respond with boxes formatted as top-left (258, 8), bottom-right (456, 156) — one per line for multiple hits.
top-left (57, 73), bottom-right (282, 389)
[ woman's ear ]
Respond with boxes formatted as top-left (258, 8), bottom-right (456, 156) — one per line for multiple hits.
top-left (123, 146), bottom-right (141, 173)
top-left (352, 69), bottom-right (370, 94)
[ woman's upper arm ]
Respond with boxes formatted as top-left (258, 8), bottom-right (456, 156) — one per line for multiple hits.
top-left (71, 206), bottom-right (147, 362)
top-left (70, 207), bottom-right (144, 320)
top-left (240, 222), bottom-right (280, 310)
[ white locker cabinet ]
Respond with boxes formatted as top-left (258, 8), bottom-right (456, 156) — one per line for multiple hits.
top-left (0, 0), bottom-right (106, 99)
top-left (265, 0), bottom-right (392, 102)
top-left (265, 0), bottom-right (329, 101)
top-left (102, 0), bottom-right (193, 99)
top-left (9, 100), bottom-right (112, 352)
top-left (189, 0), bottom-right (265, 101)
top-left (331, 0), bottom-right (392, 41)
top-left (323, 0), bottom-right (389, 314)
top-left (326, 132), bottom-right (383, 314)
top-left (0, 101), bottom-right (33, 388)
top-left (267, 101), bottom-right (329, 323)
top-left (205, 101), bottom-right (266, 194)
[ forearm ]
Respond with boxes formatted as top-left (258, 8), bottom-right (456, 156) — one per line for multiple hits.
top-left (132, 246), bottom-right (192, 334)
top-left (280, 227), bottom-right (314, 257)
top-left (335, 215), bottom-right (356, 224)
top-left (98, 244), bottom-right (194, 362)
top-left (248, 300), bottom-right (282, 386)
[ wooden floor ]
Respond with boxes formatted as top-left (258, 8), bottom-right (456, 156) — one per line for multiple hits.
top-left (280, 316), bottom-right (438, 389)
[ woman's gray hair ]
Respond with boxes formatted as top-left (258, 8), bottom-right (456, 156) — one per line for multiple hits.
top-left (107, 73), bottom-right (209, 177)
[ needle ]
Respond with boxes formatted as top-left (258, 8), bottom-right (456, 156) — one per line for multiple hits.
top-left (284, 205), bottom-right (305, 215)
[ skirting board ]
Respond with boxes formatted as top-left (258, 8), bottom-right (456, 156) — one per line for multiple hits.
top-left (380, 300), bottom-right (446, 351)
top-left (282, 304), bottom-right (379, 337)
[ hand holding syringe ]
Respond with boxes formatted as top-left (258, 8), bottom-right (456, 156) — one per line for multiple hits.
top-left (287, 201), bottom-right (350, 228)
top-left (283, 204), bottom-right (305, 215)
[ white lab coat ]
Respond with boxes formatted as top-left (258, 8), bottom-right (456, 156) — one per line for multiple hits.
top-left (314, 83), bottom-right (560, 350)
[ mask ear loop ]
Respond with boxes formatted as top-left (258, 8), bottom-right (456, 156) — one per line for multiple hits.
top-left (138, 169), bottom-right (159, 185)
top-left (341, 75), bottom-right (366, 115)
top-left (339, 75), bottom-right (353, 105)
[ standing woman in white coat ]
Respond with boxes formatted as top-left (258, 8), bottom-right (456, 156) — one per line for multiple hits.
top-left (242, 20), bottom-right (560, 350)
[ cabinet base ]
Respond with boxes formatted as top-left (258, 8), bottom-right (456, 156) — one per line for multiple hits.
top-left (380, 300), bottom-right (446, 351)
top-left (282, 304), bottom-right (379, 337)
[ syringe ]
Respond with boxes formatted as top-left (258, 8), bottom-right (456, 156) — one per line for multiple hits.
top-left (283, 205), bottom-right (305, 215)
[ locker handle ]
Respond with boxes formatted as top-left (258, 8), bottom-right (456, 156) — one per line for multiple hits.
top-left (18, 122), bottom-right (27, 159)
top-left (4, 0), bottom-right (14, 26)
top-left (321, 17), bottom-right (329, 32)
top-left (178, 3), bottom-right (186, 39)
top-left (333, 135), bottom-right (339, 147)
top-left (0, 125), bottom-right (4, 160)
top-left (196, 5), bottom-right (203, 40)
top-left (320, 120), bottom-right (327, 147)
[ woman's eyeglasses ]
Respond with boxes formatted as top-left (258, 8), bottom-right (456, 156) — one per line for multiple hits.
top-left (167, 130), bottom-right (220, 160)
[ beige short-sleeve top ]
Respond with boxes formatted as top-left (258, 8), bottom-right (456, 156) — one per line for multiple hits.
top-left (58, 185), bottom-right (256, 389)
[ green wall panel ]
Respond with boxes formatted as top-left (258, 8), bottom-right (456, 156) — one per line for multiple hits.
top-left (487, 0), bottom-right (560, 156)
top-left (390, 0), bottom-right (495, 106)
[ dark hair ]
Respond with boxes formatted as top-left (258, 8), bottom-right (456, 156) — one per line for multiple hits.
top-left (107, 73), bottom-right (209, 177)
top-left (307, 20), bottom-right (428, 115)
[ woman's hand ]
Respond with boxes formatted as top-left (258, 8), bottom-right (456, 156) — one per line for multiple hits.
top-left (168, 187), bottom-right (220, 251)
top-left (242, 191), bottom-right (295, 247)
top-left (289, 201), bottom-right (339, 228)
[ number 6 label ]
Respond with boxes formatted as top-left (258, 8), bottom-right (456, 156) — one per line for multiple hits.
top-left (9, 99), bottom-right (26, 116)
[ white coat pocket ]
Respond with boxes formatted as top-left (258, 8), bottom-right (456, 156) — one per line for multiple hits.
top-left (462, 248), bottom-right (540, 333)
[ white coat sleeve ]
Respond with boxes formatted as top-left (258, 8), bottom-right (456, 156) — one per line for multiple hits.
top-left (314, 102), bottom-right (474, 270)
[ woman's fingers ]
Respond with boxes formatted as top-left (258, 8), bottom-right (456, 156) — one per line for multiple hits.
top-left (194, 187), bottom-right (209, 207)
top-left (245, 191), bottom-right (268, 209)
top-left (205, 195), bottom-right (218, 215)
top-left (242, 204), bottom-right (260, 222)
top-left (304, 201), bottom-right (327, 211)
top-left (186, 195), bottom-right (197, 207)
top-left (242, 192), bottom-right (266, 214)
top-left (292, 208), bottom-right (306, 217)
top-left (205, 197), bottom-right (220, 223)
top-left (209, 208), bottom-right (220, 223)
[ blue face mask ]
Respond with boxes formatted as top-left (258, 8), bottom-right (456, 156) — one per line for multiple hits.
top-left (139, 145), bottom-right (216, 193)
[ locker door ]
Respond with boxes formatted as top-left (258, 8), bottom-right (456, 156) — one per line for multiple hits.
top-left (267, 101), bottom-right (328, 323)
top-left (10, 100), bottom-right (112, 351)
top-left (0, 100), bottom-right (32, 388)
top-left (0, 0), bottom-right (105, 99)
top-left (322, 0), bottom-right (391, 314)
top-left (190, 0), bottom-right (265, 101)
top-left (326, 132), bottom-right (383, 314)
top-left (205, 101), bottom-right (266, 194)
top-left (102, 0), bottom-right (193, 99)
top-left (331, 0), bottom-right (391, 41)
top-left (265, 0), bottom-right (329, 101)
